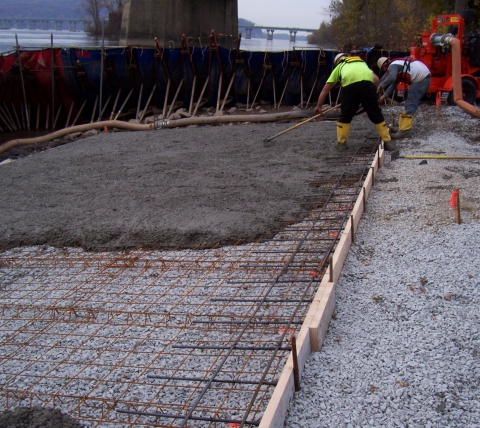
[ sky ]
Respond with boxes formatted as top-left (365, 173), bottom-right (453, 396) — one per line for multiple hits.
top-left (238, 0), bottom-right (332, 29)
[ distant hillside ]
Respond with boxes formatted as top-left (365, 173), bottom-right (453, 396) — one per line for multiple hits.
top-left (0, 0), bottom-right (84, 19)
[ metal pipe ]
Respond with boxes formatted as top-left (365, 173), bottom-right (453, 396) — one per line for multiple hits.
top-left (45, 105), bottom-right (49, 130)
top-left (291, 334), bottom-right (301, 392)
top-left (53, 104), bottom-right (62, 129)
top-left (147, 375), bottom-right (278, 386)
top-left (90, 95), bottom-right (98, 123)
top-left (192, 76), bottom-right (209, 117)
top-left (99, 94), bottom-right (111, 120)
top-left (71, 99), bottom-right (87, 127)
top-left (2, 103), bottom-right (17, 131)
top-left (188, 75), bottom-right (197, 115)
top-left (65, 101), bottom-right (74, 127)
top-left (15, 34), bottom-right (29, 130)
top-left (98, 20), bottom-right (104, 121)
top-left (220, 73), bottom-right (235, 112)
top-left (216, 73), bottom-right (223, 112)
top-left (50, 33), bottom-right (55, 130)
top-left (162, 79), bottom-right (171, 118)
top-left (11, 102), bottom-right (21, 130)
top-left (167, 79), bottom-right (183, 118)
top-left (135, 83), bottom-right (143, 119)
top-left (139, 84), bottom-right (156, 123)
top-left (110, 89), bottom-right (121, 120)
top-left (0, 107), bottom-right (13, 131)
top-left (36, 102), bottom-right (40, 130)
top-left (114, 86), bottom-right (134, 120)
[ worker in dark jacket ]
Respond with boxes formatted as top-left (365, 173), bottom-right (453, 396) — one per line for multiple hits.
top-left (315, 53), bottom-right (394, 151)
top-left (377, 57), bottom-right (431, 139)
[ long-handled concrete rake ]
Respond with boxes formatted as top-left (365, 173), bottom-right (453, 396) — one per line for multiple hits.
top-left (263, 104), bottom-right (341, 146)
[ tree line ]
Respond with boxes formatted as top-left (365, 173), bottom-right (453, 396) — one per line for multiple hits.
top-left (308, 0), bottom-right (480, 50)
top-left (82, 0), bottom-right (123, 37)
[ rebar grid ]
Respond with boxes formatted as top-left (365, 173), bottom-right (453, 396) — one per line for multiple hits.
top-left (0, 146), bottom-right (377, 427)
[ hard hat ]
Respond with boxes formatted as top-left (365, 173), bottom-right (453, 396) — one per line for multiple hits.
top-left (377, 57), bottom-right (389, 69)
top-left (334, 53), bottom-right (347, 66)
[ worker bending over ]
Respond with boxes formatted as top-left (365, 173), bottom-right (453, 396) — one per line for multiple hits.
top-left (377, 57), bottom-right (431, 139)
top-left (315, 53), bottom-right (394, 151)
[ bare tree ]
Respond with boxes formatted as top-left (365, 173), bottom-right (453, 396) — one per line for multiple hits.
top-left (82, 0), bottom-right (103, 35)
top-left (82, 0), bottom-right (123, 37)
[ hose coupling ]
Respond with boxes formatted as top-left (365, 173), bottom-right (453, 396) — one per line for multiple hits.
top-left (156, 119), bottom-right (169, 129)
top-left (430, 33), bottom-right (455, 47)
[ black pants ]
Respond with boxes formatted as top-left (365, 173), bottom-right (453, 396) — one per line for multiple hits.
top-left (339, 80), bottom-right (385, 125)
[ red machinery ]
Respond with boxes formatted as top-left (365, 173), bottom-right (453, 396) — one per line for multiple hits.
top-left (397, 14), bottom-right (480, 105)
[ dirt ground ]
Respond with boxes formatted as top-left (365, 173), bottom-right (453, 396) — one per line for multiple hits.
top-left (0, 110), bottom-right (377, 252)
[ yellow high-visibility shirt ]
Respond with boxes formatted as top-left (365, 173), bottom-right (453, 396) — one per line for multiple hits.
top-left (327, 57), bottom-right (374, 87)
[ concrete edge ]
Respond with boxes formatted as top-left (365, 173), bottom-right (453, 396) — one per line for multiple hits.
top-left (259, 143), bottom-right (384, 428)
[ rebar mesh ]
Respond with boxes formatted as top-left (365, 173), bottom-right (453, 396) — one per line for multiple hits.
top-left (0, 146), bottom-right (378, 427)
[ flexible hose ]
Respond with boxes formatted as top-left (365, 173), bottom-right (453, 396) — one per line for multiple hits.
top-left (0, 120), bottom-right (154, 154)
top-left (0, 110), bottom-right (314, 154)
top-left (450, 37), bottom-right (480, 118)
top-left (155, 110), bottom-right (313, 128)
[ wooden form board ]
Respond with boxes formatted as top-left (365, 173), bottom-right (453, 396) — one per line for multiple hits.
top-left (259, 145), bottom-right (383, 428)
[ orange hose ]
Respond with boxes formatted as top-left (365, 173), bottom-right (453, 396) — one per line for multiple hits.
top-left (451, 38), bottom-right (480, 118)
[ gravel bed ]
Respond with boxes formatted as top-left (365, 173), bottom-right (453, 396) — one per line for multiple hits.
top-left (0, 104), bottom-right (478, 427)
top-left (285, 105), bottom-right (480, 428)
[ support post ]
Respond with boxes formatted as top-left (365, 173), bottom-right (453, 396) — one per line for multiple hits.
top-left (51, 33), bottom-right (55, 130)
top-left (15, 34), bottom-right (30, 130)
top-left (99, 19), bottom-right (105, 121)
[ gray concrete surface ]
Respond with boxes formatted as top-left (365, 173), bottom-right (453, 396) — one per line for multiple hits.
top-left (0, 119), bottom-right (376, 252)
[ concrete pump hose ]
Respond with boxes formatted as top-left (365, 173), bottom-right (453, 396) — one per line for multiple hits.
top-left (0, 120), bottom-right (154, 154)
top-left (451, 37), bottom-right (480, 118)
top-left (0, 110), bottom-right (313, 154)
top-left (156, 110), bottom-right (313, 128)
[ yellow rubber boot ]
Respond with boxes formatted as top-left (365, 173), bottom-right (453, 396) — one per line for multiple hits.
top-left (375, 121), bottom-right (396, 151)
top-left (336, 122), bottom-right (350, 150)
top-left (391, 113), bottom-right (413, 140)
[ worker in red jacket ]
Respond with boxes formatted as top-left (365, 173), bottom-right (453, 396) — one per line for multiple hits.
top-left (315, 53), bottom-right (394, 151)
top-left (377, 57), bottom-right (432, 139)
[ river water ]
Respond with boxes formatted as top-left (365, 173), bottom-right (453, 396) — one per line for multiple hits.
top-left (0, 28), bottom-right (319, 54)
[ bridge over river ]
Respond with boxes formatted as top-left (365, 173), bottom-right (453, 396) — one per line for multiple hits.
top-left (0, 18), bottom-right (94, 32)
top-left (0, 1), bottom-right (318, 47)
top-left (240, 25), bottom-right (317, 42)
